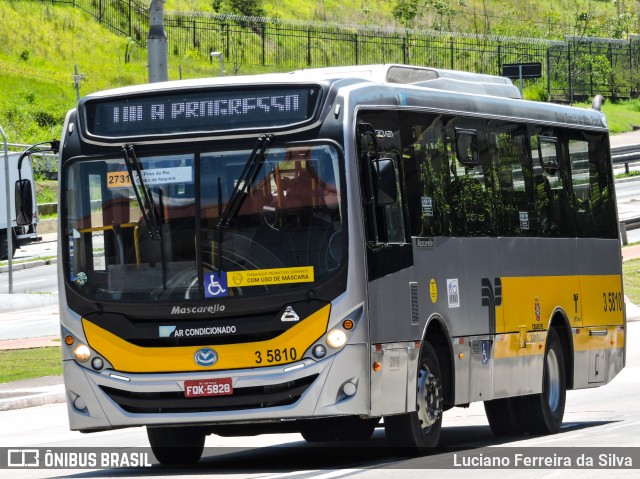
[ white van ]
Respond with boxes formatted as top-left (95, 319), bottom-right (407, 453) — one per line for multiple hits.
top-left (1, 151), bottom-right (39, 260)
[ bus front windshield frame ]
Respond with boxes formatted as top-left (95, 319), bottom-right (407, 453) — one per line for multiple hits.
top-left (63, 143), bottom-right (345, 303)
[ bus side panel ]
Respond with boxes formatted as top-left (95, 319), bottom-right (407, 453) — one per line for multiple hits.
top-left (368, 236), bottom-right (625, 409)
top-left (368, 237), bottom-right (502, 408)
top-left (497, 237), bottom-right (624, 394)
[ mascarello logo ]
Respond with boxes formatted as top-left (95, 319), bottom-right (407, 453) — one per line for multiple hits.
top-left (194, 348), bottom-right (218, 367)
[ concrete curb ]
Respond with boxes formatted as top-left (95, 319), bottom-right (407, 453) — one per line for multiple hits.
top-left (0, 386), bottom-right (65, 411)
top-left (0, 292), bottom-right (59, 313)
top-left (0, 258), bottom-right (57, 274)
top-left (0, 375), bottom-right (66, 412)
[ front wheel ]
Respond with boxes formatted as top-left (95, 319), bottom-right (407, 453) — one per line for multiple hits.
top-left (301, 417), bottom-right (379, 442)
top-left (519, 327), bottom-right (566, 435)
top-left (147, 426), bottom-right (206, 465)
top-left (384, 342), bottom-right (443, 455)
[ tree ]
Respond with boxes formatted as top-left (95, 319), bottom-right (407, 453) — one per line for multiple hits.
top-left (229, 0), bottom-right (265, 17)
top-left (392, 0), bottom-right (420, 29)
top-left (211, 0), bottom-right (265, 17)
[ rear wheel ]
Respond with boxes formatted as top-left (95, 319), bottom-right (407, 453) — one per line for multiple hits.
top-left (519, 327), bottom-right (566, 435)
top-left (147, 426), bottom-right (206, 465)
top-left (384, 342), bottom-right (443, 455)
top-left (484, 397), bottom-right (525, 437)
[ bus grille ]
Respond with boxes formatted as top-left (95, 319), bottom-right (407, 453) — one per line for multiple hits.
top-left (100, 374), bottom-right (318, 414)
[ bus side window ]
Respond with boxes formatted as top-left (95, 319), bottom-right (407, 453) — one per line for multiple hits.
top-left (532, 133), bottom-right (576, 237)
top-left (402, 114), bottom-right (452, 237)
top-left (568, 136), bottom-right (592, 236)
top-left (447, 121), bottom-right (496, 237)
top-left (570, 132), bottom-right (617, 238)
top-left (489, 122), bottom-right (535, 237)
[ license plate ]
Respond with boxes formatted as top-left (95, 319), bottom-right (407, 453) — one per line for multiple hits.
top-left (184, 378), bottom-right (233, 398)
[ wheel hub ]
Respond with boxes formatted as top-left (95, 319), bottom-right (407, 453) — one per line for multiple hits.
top-left (416, 367), bottom-right (443, 431)
top-left (546, 348), bottom-right (561, 412)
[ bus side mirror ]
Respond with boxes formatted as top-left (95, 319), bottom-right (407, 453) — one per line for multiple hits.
top-left (455, 129), bottom-right (479, 167)
top-left (372, 158), bottom-right (398, 206)
top-left (15, 179), bottom-right (34, 226)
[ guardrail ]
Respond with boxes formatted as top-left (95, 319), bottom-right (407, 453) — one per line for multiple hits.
top-left (612, 144), bottom-right (640, 174)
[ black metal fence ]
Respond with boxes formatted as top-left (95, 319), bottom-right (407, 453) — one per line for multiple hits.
top-left (31, 0), bottom-right (640, 101)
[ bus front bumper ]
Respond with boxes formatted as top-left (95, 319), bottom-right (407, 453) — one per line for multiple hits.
top-left (63, 343), bottom-right (370, 432)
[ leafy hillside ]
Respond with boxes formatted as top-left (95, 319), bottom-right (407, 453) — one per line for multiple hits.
top-left (1, 0), bottom-right (639, 146)
top-left (0, 1), bottom-right (274, 145)
top-left (167, 0), bottom-right (636, 40)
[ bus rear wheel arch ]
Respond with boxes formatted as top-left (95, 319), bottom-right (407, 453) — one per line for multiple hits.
top-left (485, 326), bottom-right (567, 437)
top-left (519, 326), bottom-right (567, 434)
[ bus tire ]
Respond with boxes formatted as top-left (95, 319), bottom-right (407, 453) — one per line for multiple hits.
top-left (384, 341), bottom-right (443, 455)
top-left (484, 397), bottom-right (525, 437)
top-left (301, 417), bottom-right (379, 442)
top-left (519, 327), bottom-right (566, 435)
top-left (300, 429), bottom-right (335, 442)
top-left (147, 426), bottom-right (206, 465)
top-left (0, 231), bottom-right (17, 261)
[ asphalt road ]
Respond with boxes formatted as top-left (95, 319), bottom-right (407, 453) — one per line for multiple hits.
top-left (0, 263), bottom-right (57, 295)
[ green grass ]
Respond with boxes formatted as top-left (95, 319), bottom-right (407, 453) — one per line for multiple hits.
top-left (35, 180), bottom-right (58, 204)
top-left (599, 101), bottom-right (640, 134)
top-left (0, 347), bottom-right (62, 384)
top-left (575, 100), bottom-right (640, 134)
top-left (623, 258), bottom-right (640, 305)
top-left (615, 170), bottom-right (640, 179)
top-left (0, 1), bottom-right (267, 145)
top-left (2, 1), bottom-right (640, 147)
top-left (0, 256), bottom-right (56, 267)
top-left (167, 0), bottom-right (619, 36)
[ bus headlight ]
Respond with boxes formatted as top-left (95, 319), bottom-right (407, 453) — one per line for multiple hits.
top-left (73, 344), bottom-right (91, 362)
top-left (326, 329), bottom-right (347, 349)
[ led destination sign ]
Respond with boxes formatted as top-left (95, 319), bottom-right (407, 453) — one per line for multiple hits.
top-left (82, 85), bottom-right (322, 139)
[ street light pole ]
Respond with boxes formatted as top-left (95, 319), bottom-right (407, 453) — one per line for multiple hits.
top-left (1, 125), bottom-right (13, 294)
top-left (148, 0), bottom-right (169, 83)
top-left (73, 65), bottom-right (85, 102)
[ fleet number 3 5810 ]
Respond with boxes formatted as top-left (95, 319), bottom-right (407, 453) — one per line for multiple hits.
top-left (603, 291), bottom-right (623, 312)
top-left (254, 348), bottom-right (297, 364)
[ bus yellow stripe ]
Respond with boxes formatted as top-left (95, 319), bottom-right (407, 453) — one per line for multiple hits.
top-left (82, 304), bottom-right (331, 373)
top-left (498, 275), bottom-right (623, 334)
top-left (492, 274), bottom-right (624, 359)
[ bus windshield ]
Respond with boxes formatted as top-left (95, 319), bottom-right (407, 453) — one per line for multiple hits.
top-left (63, 144), bottom-right (344, 302)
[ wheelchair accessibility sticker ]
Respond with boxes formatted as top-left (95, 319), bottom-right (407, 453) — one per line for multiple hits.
top-left (204, 272), bottom-right (229, 298)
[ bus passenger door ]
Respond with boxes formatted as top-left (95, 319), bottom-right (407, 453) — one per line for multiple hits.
top-left (357, 118), bottom-right (413, 345)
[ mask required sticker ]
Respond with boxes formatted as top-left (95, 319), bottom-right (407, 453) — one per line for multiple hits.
top-left (226, 266), bottom-right (315, 287)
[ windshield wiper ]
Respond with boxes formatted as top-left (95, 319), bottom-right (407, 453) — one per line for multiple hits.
top-left (214, 134), bottom-right (272, 274)
top-left (121, 145), bottom-right (162, 240)
top-left (217, 134), bottom-right (273, 228)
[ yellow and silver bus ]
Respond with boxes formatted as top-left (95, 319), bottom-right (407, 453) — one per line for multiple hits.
top-left (56, 64), bottom-right (625, 463)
